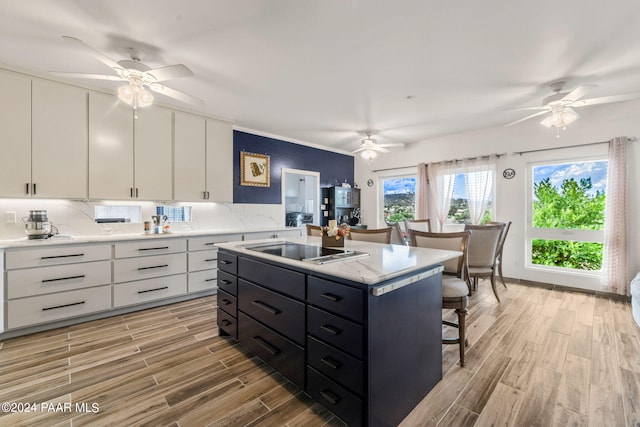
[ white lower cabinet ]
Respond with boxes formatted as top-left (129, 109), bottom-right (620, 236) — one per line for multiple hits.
top-left (188, 269), bottom-right (219, 293)
top-left (114, 275), bottom-right (187, 308)
top-left (114, 253), bottom-right (187, 283)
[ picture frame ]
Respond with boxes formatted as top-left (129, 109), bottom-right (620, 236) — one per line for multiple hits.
top-left (240, 151), bottom-right (270, 187)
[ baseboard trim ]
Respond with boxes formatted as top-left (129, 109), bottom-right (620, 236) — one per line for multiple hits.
top-left (505, 277), bottom-right (631, 302)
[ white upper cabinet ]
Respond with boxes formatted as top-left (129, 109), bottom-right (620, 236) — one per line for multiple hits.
top-left (0, 71), bottom-right (32, 197)
top-left (134, 106), bottom-right (172, 201)
top-left (174, 112), bottom-right (206, 201)
top-left (32, 80), bottom-right (88, 199)
top-left (206, 118), bottom-right (233, 202)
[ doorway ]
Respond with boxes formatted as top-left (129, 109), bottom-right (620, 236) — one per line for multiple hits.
top-left (281, 168), bottom-right (320, 228)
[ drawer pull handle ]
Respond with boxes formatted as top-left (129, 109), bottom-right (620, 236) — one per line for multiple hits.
top-left (219, 260), bottom-right (232, 265)
top-left (320, 324), bottom-right (341, 335)
top-left (138, 264), bottom-right (169, 271)
top-left (138, 286), bottom-right (169, 294)
top-left (221, 299), bottom-right (232, 306)
top-left (204, 242), bottom-right (217, 246)
top-left (205, 278), bottom-right (217, 282)
top-left (220, 279), bottom-right (232, 285)
top-left (252, 300), bottom-right (281, 315)
top-left (221, 319), bottom-right (232, 326)
top-left (138, 246), bottom-right (170, 251)
top-left (42, 301), bottom-right (85, 311)
top-left (252, 336), bottom-right (280, 355)
top-left (320, 357), bottom-right (342, 370)
top-left (42, 274), bottom-right (85, 283)
top-left (41, 253), bottom-right (84, 260)
top-left (320, 390), bottom-right (340, 405)
top-left (320, 292), bottom-right (342, 302)
top-left (205, 258), bottom-right (217, 262)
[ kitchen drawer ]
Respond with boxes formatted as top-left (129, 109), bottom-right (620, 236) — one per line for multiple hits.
top-left (306, 367), bottom-right (363, 427)
top-left (308, 336), bottom-right (364, 395)
top-left (217, 270), bottom-right (237, 295)
top-left (308, 306), bottom-right (363, 358)
top-left (188, 249), bottom-right (218, 272)
top-left (188, 269), bottom-right (218, 293)
top-left (7, 285), bottom-right (111, 329)
top-left (5, 244), bottom-right (111, 270)
top-left (114, 238), bottom-right (186, 258)
top-left (238, 279), bottom-right (305, 345)
top-left (114, 253), bottom-right (187, 283)
top-left (238, 312), bottom-right (304, 388)
top-left (217, 251), bottom-right (237, 275)
top-left (238, 257), bottom-right (305, 300)
top-left (217, 308), bottom-right (237, 339)
top-left (113, 274), bottom-right (187, 307)
top-left (308, 276), bottom-right (364, 321)
top-left (217, 289), bottom-right (237, 317)
top-left (188, 234), bottom-right (242, 251)
top-left (7, 260), bottom-right (111, 299)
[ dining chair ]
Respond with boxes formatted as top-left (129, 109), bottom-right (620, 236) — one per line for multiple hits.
top-left (464, 224), bottom-right (503, 302)
top-left (409, 229), bottom-right (471, 367)
top-left (348, 227), bottom-right (392, 244)
top-left (405, 218), bottom-right (432, 233)
top-left (385, 221), bottom-right (407, 245)
top-left (306, 224), bottom-right (323, 236)
top-left (486, 220), bottom-right (512, 288)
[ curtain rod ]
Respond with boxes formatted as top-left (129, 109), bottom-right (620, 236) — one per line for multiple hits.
top-left (513, 136), bottom-right (636, 155)
top-left (371, 152), bottom-right (506, 173)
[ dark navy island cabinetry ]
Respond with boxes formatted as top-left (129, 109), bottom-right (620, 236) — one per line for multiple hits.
top-left (217, 248), bottom-right (444, 427)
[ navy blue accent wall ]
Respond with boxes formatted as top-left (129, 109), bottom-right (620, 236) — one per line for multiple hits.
top-left (233, 130), bottom-right (354, 204)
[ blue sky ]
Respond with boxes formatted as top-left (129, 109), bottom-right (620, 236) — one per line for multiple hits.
top-left (533, 161), bottom-right (608, 195)
top-left (384, 178), bottom-right (416, 194)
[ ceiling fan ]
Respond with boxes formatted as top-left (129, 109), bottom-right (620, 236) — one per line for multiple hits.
top-left (351, 131), bottom-right (404, 160)
top-left (505, 81), bottom-right (640, 136)
top-left (50, 36), bottom-right (202, 110)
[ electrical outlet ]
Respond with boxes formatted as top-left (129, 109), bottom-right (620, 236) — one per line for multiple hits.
top-left (5, 211), bottom-right (16, 224)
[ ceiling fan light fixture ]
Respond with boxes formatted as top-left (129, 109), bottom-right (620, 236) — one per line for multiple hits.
top-left (360, 148), bottom-right (378, 160)
top-left (117, 83), bottom-right (154, 109)
top-left (540, 108), bottom-right (578, 129)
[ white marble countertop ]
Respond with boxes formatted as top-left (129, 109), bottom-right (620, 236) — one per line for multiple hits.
top-left (216, 236), bottom-right (461, 285)
top-left (0, 226), bottom-right (299, 249)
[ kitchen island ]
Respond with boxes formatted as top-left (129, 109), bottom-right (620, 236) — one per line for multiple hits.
top-left (215, 236), bottom-right (460, 427)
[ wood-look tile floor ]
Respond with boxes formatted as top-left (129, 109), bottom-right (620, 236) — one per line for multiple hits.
top-left (1, 282), bottom-right (638, 426)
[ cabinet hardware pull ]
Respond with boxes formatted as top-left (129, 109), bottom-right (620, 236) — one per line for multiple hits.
top-left (204, 242), bottom-right (216, 246)
top-left (42, 301), bottom-right (85, 311)
top-left (205, 278), bottom-right (217, 282)
top-left (220, 279), bottom-right (232, 284)
top-left (219, 260), bottom-right (232, 265)
top-left (137, 264), bottom-right (169, 271)
top-left (320, 357), bottom-right (342, 370)
top-left (25, 182), bottom-right (29, 194)
top-left (320, 390), bottom-right (340, 405)
top-left (41, 254), bottom-right (84, 260)
top-left (33, 183), bottom-right (36, 195)
top-left (130, 187), bottom-right (133, 198)
top-left (252, 300), bottom-right (281, 315)
top-left (221, 319), bottom-right (232, 326)
top-left (42, 275), bottom-right (85, 283)
top-left (320, 324), bottom-right (341, 335)
top-left (204, 258), bottom-right (217, 262)
top-left (252, 336), bottom-right (280, 355)
top-left (135, 188), bottom-right (139, 198)
top-left (221, 299), bottom-right (232, 305)
top-left (138, 246), bottom-right (170, 251)
top-left (320, 292), bottom-right (342, 302)
top-left (138, 286), bottom-right (169, 294)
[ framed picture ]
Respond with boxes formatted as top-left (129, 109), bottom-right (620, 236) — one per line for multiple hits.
top-left (240, 151), bottom-right (270, 187)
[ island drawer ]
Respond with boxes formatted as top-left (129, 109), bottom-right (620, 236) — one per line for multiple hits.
top-left (114, 238), bottom-right (186, 259)
top-left (188, 249), bottom-right (218, 272)
top-left (308, 336), bottom-right (363, 395)
top-left (238, 257), bottom-right (305, 300)
top-left (5, 244), bottom-right (111, 270)
top-left (217, 309), bottom-right (237, 339)
top-left (188, 269), bottom-right (218, 293)
top-left (307, 276), bottom-right (364, 321)
top-left (217, 270), bottom-right (237, 295)
top-left (113, 253), bottom-right (187, 283)
top-left (238, 312), bottom-right (304, 388)
top-left (308, 306), bottom-right (363, 359)
top-left (238, 279), bottom-right (305, 345)
top-left (306, 367), bottom-right (363, 427)
top-left (217, 251), bottom-right (238, 275)
top-left (217, 289), bottom-right (237, 317)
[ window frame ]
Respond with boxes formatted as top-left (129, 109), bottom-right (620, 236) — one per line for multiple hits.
top-left (378, 173), bottom-right (417, 227)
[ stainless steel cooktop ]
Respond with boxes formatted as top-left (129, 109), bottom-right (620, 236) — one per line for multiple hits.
top-left (243, 242), bottom-right (370, 265)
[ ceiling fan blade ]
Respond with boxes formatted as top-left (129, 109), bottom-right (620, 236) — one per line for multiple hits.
top-left (146, 64), bottom-right (193, 82)
top-left (62, 36), bottom-right (121, 70)
top-left (504, 105), bottom-right (549, 111)
top-left (352, 147), bottom-right (367, 153)
top-left (378, 142), bottom-right (404, 148)
top-left (504, 110), bottom-right (549, 127)
top-left (49, 71), bottom-right (124, 81)
top-left (372, 146), bottom-right (390, 153)
top-left (573, 92), bottom-right (640, 107)
top-left (562, 84), bottom-right (597, 102)
top-left (148, 83), bottom-right (203, 105)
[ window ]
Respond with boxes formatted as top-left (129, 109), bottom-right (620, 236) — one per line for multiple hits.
top-left (528, 159), bottom-right (607, 272)
top-left (447, 173), bottom-right (493, 225)
top-left (382, 176), bottom-right (416, 223)
top-left (156, 205), bottom-right (192, 222)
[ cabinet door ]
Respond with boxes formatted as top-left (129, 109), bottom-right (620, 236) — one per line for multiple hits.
top-left (89, 92), bottom-right (134, 199)
top-left (174, 112), bottom-right (206, 201)
top-left (0, 70), bottom-right (31, 197)
top-left (205, 118), bottom-right (233, 202)
top-left (134, 105), bottom-right (172, 200)
top-left (32, 80), bottom-right (88, 199)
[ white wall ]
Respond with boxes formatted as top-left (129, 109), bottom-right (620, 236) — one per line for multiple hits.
top-left (355, 100), bottom-right (640, 291)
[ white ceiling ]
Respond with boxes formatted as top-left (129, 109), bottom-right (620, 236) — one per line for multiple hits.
top-left (1, 0), bottom-right (640, 152)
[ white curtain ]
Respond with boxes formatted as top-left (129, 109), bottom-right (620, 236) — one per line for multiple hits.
top-left (416, 162), bottom-right (428, 219)
top-left (462, 156), bottom-right (497, 224)
top-left (427, 162), bottom-right (457, 231)
top-left (601, 137), bottom-right (628, 295)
